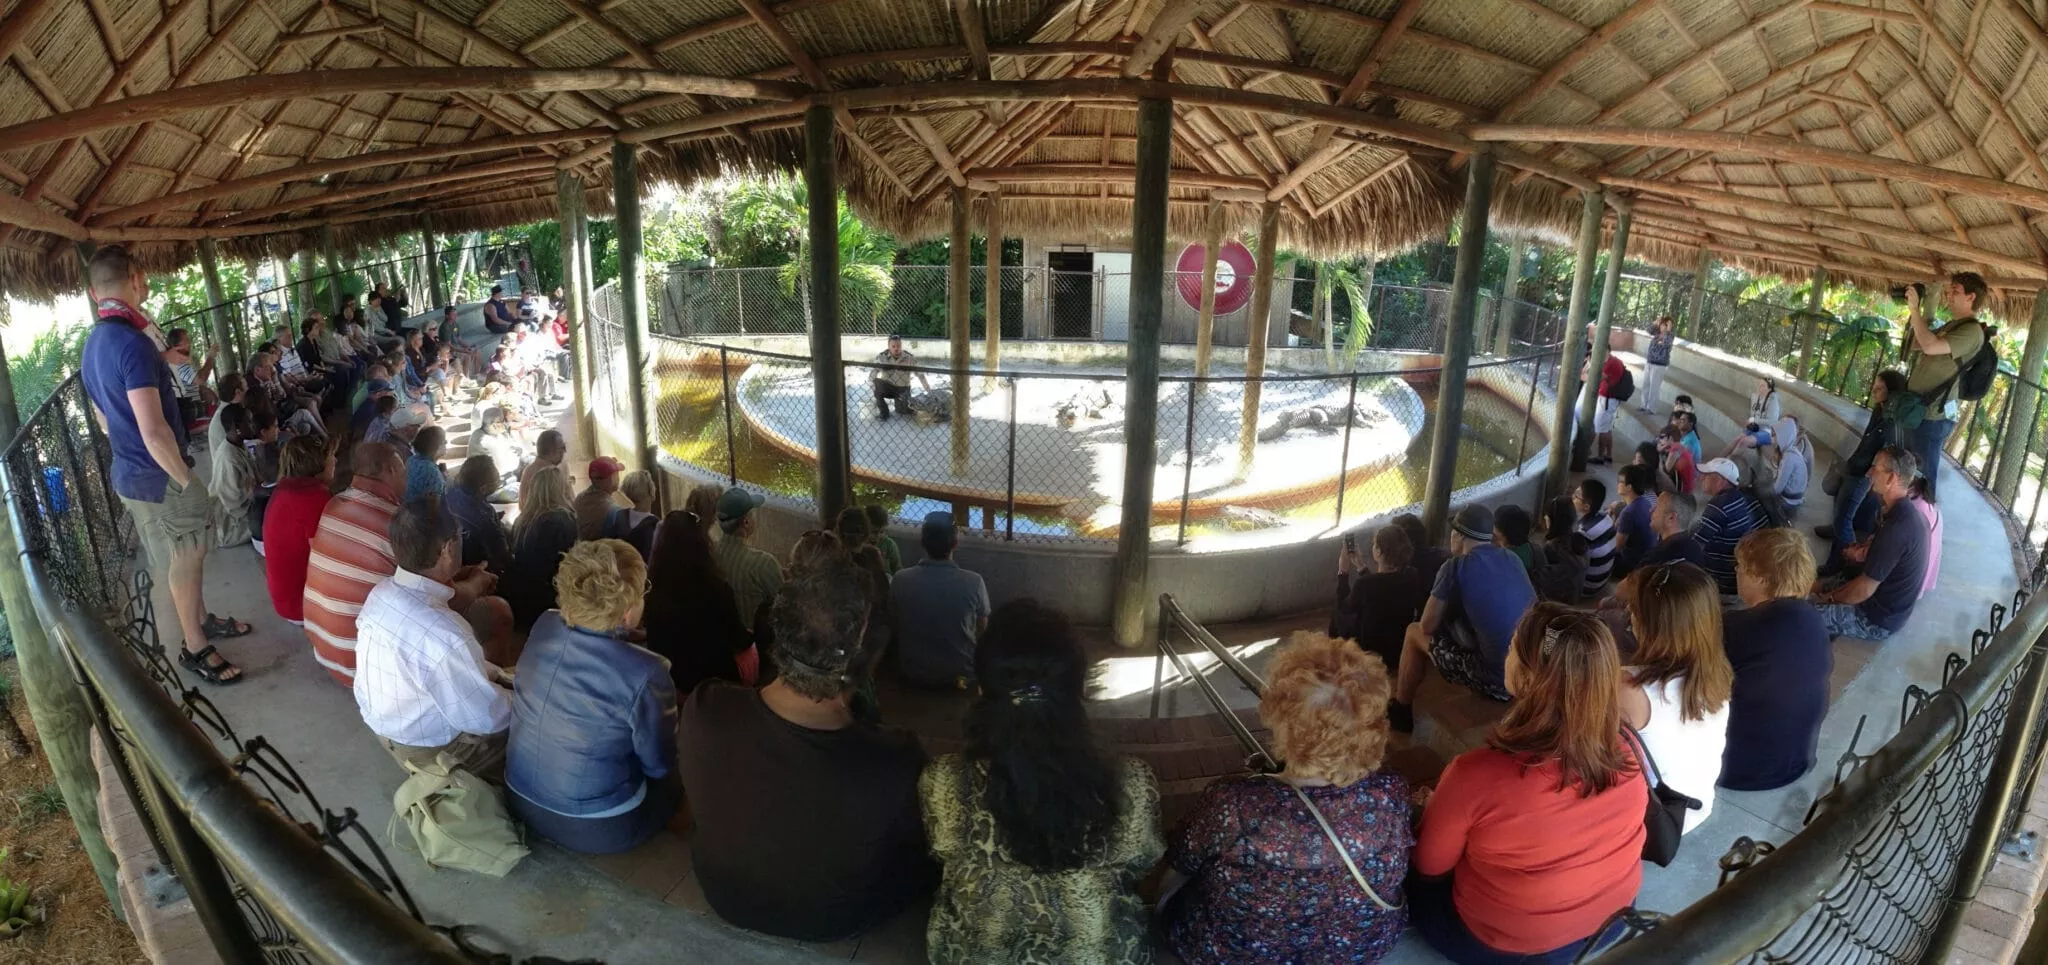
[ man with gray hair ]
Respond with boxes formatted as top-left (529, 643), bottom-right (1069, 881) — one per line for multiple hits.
top-left (1813, 446), bottom-right (1930, 641)
top-left (677, 561), bottom-right (934, 941)
top-left (713, 486), bottom-right (785, 629)
top-left (1640, 491), bottom-right (1705, 569)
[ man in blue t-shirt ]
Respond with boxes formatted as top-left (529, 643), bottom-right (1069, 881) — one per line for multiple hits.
top-left (1814, 446), bottom-right (1929, 640)
top-left (79, 246), bottom-right (244, 684)
top-left (1390, 504), bottom-right (1536, 731)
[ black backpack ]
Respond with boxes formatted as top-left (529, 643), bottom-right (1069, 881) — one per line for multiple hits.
top-left (1955, 323), bottom-right (1999, 402)
top-left (1611, 367), bottom-right (1636, 403)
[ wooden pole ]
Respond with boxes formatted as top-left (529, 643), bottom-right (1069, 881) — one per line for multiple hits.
top-left (1994, 290), bottom-right (2048, 501)
top-left (949, 184), bottom-right (972, 477)
top-left (1194, 199), bottom-right (1224, 383)
top-left (1421, 150), bottom-right (1496, 543)
top-left (556, 171), bottom-right (596, 462)
top-left (422, 219), bottom-right (446, 309)
top-left (1799, 265), bottom-right (1827, 380)
top-left (1683, 247), bottom-right (1711, 339)
top-left (195, 238), bottom-right (238, 371)
top-left (1574, 203), bottom-right (1631, 470)
top-left (984, 186), bottom-right (1004, 385)
top-left (1545, 188), bottom-right (1604, 500)
top-left (1238, 201), bottom-right (1281, 473)
top-left (319, 225), bottom-right (343, 317)
top-left (1494, 235), bottom-right (1526, 355)
top-left (613, 142), bottom-right (658, 480)
top-left (1112, 90), bottom-right (1172, 649)
top-left (806, 106), bottom-right (851, 523)
top-left (0, 310), bottom-right (120, 906)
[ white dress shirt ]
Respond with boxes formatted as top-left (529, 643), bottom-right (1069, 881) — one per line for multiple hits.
top-left (352, 567), bottom-right (510, 748)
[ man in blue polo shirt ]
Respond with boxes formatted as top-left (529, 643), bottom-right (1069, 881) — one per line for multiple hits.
top-left (1389, 504), bottom-right (1536, 731)
top-left (1814, 446), bottom-right (1929, 640)
top-left (80, 246), bottom-right (244, 684)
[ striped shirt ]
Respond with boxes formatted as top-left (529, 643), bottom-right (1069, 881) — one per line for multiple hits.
top-left (1579, 511), bottom-right (1616, 594)
top-left (303, 479), bottom-right (400, 686)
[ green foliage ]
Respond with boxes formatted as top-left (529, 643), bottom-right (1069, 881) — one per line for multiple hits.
top-left (11, 785), bottom-right (63, 827)
top-left (7, 324), bottom-right (88, 420)
top-left (0, 848), bottom-right (32, 935)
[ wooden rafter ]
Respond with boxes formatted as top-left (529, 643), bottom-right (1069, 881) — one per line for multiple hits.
top-left (212, 157), bottom-right (561, 226)
top-left (1606, 32), bottom-right (1869, 176)
top-left (1301, 0), bottom-right (1420, 156)
top-left (1122, 0), bottom-right (1203, 79)
top-left (1492, 0), bottom-right (1659, 123)
top-left (1898, 3), bottom-right (2048, 190)
top-left (0, 0), bottom-right (62, 67)
top-left (1312, 155), bottom-right (1403, 218)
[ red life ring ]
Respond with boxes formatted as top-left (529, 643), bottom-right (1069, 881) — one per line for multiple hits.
top-left (1175, 240), bottom-right (1256, 315)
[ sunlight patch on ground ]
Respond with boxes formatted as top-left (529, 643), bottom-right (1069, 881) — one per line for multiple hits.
top-left (1088, 636), bottom-right (1282, 701)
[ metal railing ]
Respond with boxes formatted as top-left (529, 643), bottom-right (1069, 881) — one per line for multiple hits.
top-left (599, 321), bottom-right (1560, 545)
top-left (0, 375), bottom-right (466, 963)
top-left (1150, 593), bottom-right (1275, 772)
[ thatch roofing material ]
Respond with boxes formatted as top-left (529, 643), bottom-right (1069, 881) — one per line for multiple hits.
top-left (0, 0), bottom-right (2045, 305)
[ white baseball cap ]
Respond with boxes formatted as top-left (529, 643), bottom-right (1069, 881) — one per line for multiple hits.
top-left (1698, 457), bottom-right (1742, 485)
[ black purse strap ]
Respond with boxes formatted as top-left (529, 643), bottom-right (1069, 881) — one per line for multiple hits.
top-left (1621, 724), bottom-right (1662, 788)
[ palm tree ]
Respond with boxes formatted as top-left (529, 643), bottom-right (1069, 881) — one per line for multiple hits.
top-left (726, 177), bottom-right (898, 331)
top-left (1308, 258), bottom-right (1377, 372)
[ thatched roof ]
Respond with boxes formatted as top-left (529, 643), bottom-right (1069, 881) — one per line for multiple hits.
top-left (2, 0), bottom-right (2046, 309)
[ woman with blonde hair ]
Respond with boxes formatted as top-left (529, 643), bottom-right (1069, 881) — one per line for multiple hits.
top-left (507, 539), bottom-right (680, 854)
top-left (1414, 605), bottom-right (1645, 963)
top-left (1164, 632), bottom-right (1409, 963)
top-left (1721, 529), bottom-right (1831, 791)
top-left (685, 483), bottom-right (722, 540)
top-left (1620, 560), bottom-right (1733, 831)
top-left (504, 465), bottom-right (578, 630)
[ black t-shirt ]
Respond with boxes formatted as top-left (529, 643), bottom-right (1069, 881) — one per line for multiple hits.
top-left (1859, 500), bottom-right (1929, 632)
top-left (1641, 531), bottom-right (1706, 569)
top-left (1720, 598), bottom-right (1833, 791)
top-left (677, 682), bottom-right (934, 941)
top-left (1332, 566), bottom-right (1427, 670)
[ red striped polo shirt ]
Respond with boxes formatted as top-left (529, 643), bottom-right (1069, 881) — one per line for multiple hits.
top-left (302, 479), bottom-right (399, 686)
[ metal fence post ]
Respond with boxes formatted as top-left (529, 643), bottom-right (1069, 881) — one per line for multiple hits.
top-left (1177, 381), bottom-right (1198, 545)
top-left (1005, 378), bottom-right (1018, 541)
top-left (1335, 372), bottom-right (1360, 524)
top-left (57, 402), bottom-right (113, 610)
top-left (1515, 353), bottom-right (1544, 472)
top-left (720, 347), bottom-right (738, 485)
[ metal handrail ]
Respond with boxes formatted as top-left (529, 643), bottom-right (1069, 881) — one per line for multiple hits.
top-left (1152, 593), bottom-right (1277, 772)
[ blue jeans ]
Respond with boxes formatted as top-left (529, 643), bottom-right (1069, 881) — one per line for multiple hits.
top-left (1910, 418), bottom-right (1954, 502)
top-left (1828, 474), bottom-right (1873, 566)
top-left (1410, 874), bottom-right (1631, 964)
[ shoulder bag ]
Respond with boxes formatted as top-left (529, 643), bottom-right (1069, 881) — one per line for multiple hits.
top-left (1622, 725), bottom-right (1699, 867)
top-left (1268, 776), bottom-right (1400, 911)
top-left (389, 753), bottom-right (529, 878)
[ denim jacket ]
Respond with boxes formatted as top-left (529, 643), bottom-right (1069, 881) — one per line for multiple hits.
top-left (507, 612), bottom-right (678, 817)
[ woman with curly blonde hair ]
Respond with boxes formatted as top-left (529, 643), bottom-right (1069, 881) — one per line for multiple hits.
top-left (506, 539), bottom-right (680, 854)
top-left (1164, 632), bottom-right (1409, 964)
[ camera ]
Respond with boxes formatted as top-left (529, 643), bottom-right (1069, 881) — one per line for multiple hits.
top-left (1343, 532), bottom-right (1358, 554)
top-left (1890, 282), bottom-right (1926, 303)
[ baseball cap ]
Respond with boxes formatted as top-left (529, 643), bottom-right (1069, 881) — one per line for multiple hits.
top-left (1698, 457), bottom-right (1742, 486)
top-left (588, 456), bottom-right (625, 480)
top-left (922, 510), bottom-right (957, 541)
top-left (1450, 504), bottom-right (1494, 542)
top-left (716, 487), bottom-right (766, 529)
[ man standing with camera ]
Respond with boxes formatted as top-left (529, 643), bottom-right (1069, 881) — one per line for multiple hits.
top-left (1898, 273), bottom-right (1992, 502)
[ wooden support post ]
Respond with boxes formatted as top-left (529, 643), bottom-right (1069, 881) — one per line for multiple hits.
top-left (1494, 236), bottom-right (1526, 356)
top-left (195, 238), bottom-right (237, 371)
top-left (1195, 199), bottom-right (1224, 384)
top-left (320, 225), bottom-right (344, 317)
top-left (807, 106), bottom-right (851, 523)
top-left (984, 186), bottom-right (1004, 384)
top-left (422, 220), bottom-right (446, 310)
top-left (1798, 266), bottom-right (1827, 381)
top-left (297, 250), bottom-right (318, 318)
top-left (557, 170), bottom-right (597, 461)
top-left (949, 185), bottom-right (972, 476)
top-left (1994, 291), bottom-right (2048, 502)
top-left (1684, 247), bottom-right (1711, 339)
top-left (1546, 188), bottom-right (1604, 501)
top-left (1421, 151), bottom-right (1496, 544)
top-left (1112, 90), bottom-right (1172, 649)
top-left (1574, 203), bottom-right (1631, 470)
top-left (1238, 201), bottom-right (1281, 473)
top-left (0, 314), bottom-right (119, 907)
top-left (612, 142), bottom-right (658, 481)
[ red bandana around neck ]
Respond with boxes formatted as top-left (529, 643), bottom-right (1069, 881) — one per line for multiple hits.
top-left (96, 299), bottom-right (153, 330)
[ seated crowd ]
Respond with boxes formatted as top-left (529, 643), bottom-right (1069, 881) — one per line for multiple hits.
top-left (85, 229), bottom-right (1959, 964)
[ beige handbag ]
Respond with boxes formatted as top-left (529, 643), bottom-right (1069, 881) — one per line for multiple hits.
top-left (389, 754), bottom-right (529, 878)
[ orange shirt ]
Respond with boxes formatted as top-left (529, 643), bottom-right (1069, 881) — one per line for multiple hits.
top-left (302, 479), bottom-right (399, 687)
top-left (1416, 746), bottom-right (1646, 954)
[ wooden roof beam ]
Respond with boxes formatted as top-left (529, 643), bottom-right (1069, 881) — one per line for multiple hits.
top-left (1633, 200), bottom-right (1954, 276)
top-left (0, 68), bottom-right (803, 152)
top-left (211, 157), bottom-right (561, 226)
top-left (737, 0), bottom-right (829, 88)
top-left (1896, 4), bottom-right (2048, 190)
top-left (1492, 0), bottom-right (1661, 123)
top-left (1302, 0), bottom-right (1420, 155)
top-left (898, 116), bottom-right (970, 188)
top-left (1312, 155), bottom-right (1404, 218)
top-left (0, 0), bottom-right (62, 67)
top-left (954, 0), bottom-right (993, 81)
top-left (339, 0), bottom-right (628, 130)
top-left (974, 164), bottom-right (1266, 191)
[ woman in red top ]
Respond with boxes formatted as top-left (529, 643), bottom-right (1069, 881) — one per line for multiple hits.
top-left (1412, 603), bottom-right (1647, 964)
top-left (262, 436), bottom-right (334, 625)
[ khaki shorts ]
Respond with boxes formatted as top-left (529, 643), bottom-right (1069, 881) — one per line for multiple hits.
top-left (121, 477), bottom-right (214, 572)
top-left (382, 730), bottom-right (507, 781)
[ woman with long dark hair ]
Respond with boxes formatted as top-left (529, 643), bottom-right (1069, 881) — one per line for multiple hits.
top-left (642, 510), bottom-right (756, 695)
top-left (920, 600), bottom-right (1162, 963)
top-left (1412, 604), bottom-right (1646, 964)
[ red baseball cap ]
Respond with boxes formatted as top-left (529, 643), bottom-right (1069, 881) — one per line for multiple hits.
top-left (588, 456), bottom-right (625, 480)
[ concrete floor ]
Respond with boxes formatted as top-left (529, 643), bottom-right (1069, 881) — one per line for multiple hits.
top-left (138, 317), bottom-right (2026, 964)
